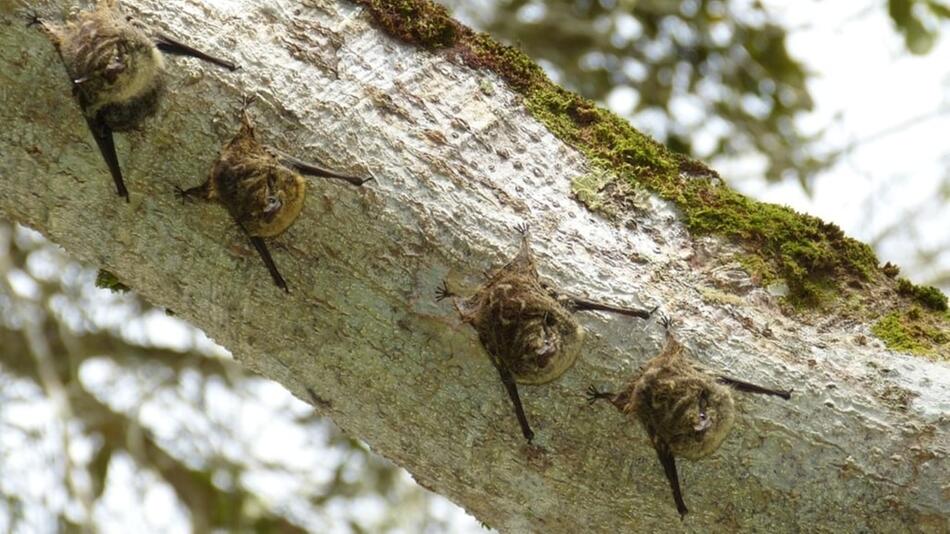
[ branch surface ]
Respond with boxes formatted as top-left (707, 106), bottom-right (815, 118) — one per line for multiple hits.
top-left (1, 1), bottom-right (947, 531)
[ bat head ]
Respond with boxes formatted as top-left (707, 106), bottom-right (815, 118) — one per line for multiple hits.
top-left (44, 1), bottom-right (165, 129)
top-left (462, 230), bottom-right (585, 385)
top-left (630, 343), bottom-right (737, 461)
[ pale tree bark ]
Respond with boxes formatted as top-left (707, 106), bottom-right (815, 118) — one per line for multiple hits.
top-left (1, 1), bottom-right (948, 532)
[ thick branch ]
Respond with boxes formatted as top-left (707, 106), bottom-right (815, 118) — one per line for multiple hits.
top-left (1, 1), bottom-right (947, 532)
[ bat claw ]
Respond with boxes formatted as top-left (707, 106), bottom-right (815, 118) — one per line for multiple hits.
top-left (514, 222), bottom-right (530, 236)
top-left (435, 280), bottom-right (454, 302)
top-left (659, 314), bottom-right (673, 330)
top-left (174, 185), bottom-right (195, 203)
top-left (25, 11), bottom-right (42, 28)
top-left (586, 385), bottom-right (611, 405)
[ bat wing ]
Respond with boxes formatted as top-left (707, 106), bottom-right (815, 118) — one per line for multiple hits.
top-left (153, 33), bottom-right (239, 71)
top-left (275, 151), bottom-right (371, 186)
top-left (247, 233), bottom-right (289, 294)
top-left (83, 115), bottom-right (129, 201)
top-left (494, 362), bottom-right (534, 442)
top-left (655, 440), bottom-right (689, 518)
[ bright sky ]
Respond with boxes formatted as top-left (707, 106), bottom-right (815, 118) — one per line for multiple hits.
top-left (714, 2), bottom-right (949, 287)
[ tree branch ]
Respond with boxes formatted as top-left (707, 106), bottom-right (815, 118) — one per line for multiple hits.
top-left (1, 1), bottom-right (947, 531)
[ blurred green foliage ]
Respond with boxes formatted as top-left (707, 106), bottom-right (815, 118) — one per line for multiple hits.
top-left (888, 0), bottom-right (950, 53)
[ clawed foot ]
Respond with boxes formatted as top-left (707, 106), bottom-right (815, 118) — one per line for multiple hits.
top-left (586, 385), bottom-right (613, 405)
top-left (659, 314), bottom-right (674, 330)
top-left (435, 280), bottom-right (454, 302)
top-left (514, 222), bottom-right (530, 236)
top-left (241, 93), bottom-right (257, 112)
top-left (25, 11), bottom-right (42, 27)
top-left (174, 185), bottom-right (194, 203)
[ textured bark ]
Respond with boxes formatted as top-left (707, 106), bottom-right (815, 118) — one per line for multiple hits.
top-left (1, 1), bottom-right (947, 532)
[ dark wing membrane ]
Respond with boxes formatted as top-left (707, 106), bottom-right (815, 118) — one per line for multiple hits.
top-left (83, 115), bottom-right (128, 200)
top-left (247, 234), bottom-right (288, 293)
top-left (494, 363), bottom-right (534, 442)
top-left (655, 440), bottom-right (689, 518)
top-left (275, 151), bottom-right (370, 186)
top-left (153, 33), bottom-right (239, 71)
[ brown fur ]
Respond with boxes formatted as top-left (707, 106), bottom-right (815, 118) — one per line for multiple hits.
top-left (589, 322), bottom-right (790, 516)
top-left (196, 112), bottom-right (307, 238)
top-left (36, 0), bottom-right (165, 130)
top-left (620, 332), bottom-right (736, 460)
top-left (455, 232), bottom-right (585, 385)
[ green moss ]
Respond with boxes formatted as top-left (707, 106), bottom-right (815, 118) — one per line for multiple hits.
top-left (699, 287), bottom-right (746, 307)
top-left (95, 270), bottom-right (129, 293)
top-left (871, 310), bottom-right (949, 359)
top-left (353, 0), bottom-right (948, 353)
top-left (355, 0), bottom-right (458, 48)
top-left (896, 277), bottom-right (948, 311)
top-left (672, 182), bottom-right (878, 305)
top-left (571, 171), bottom-right (615, 217)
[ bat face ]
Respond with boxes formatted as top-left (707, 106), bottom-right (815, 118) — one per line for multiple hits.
top-left (177, 102), bottom-right (367, 293)
top-left (635, 375), bottom-right (736, 461)
top-left (589, 322), bottom-right (790, 518)
top-left (465, 275), bottom-right (585, 385)
top-left (460, 233), bottom-right (585, 385)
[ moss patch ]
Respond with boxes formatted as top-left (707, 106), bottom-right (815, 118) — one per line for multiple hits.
top-left (95, 270), bottom-right (129, 293)
top-left (352, 0), bottom-right (949, 355)
top-left (571, 171), bottom-right (616, 217)
top-left (358, 0), bottom-right (458, 47)
top-left (871, 309), bottom-right (949, 359)
top-left (896, 278), bottom-right (948, 311)
top-left (699, 287), bottom-right (746, 307)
